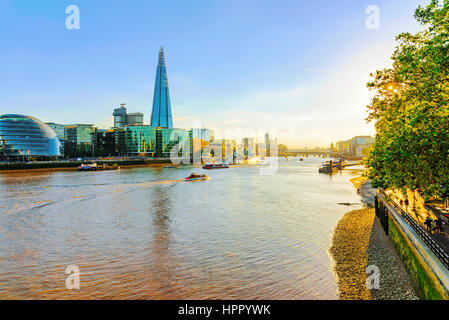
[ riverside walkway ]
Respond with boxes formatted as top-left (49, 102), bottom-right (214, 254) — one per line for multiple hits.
top-left (424, 205), bottom-right (449, 254)
top-left (377, 189), bottom-right (449, 270)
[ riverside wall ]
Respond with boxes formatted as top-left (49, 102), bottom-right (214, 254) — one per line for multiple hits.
top-left (0, 159), bottom-right (173, 171)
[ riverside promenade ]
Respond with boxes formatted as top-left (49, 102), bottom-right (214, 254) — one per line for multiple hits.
top-left (382, 190), bottom-right (449, 267)
top-left (376, 190), bottom-right (449, 299)
top-left (424, 205), bottom-right (449, 254)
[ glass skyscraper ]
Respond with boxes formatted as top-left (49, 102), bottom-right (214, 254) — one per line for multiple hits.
top-left (150, 47), bottom-right (173, 129)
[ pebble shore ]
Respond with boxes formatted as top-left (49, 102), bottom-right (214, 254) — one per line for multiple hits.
top-left (330, 182), bottom-right (418, 300)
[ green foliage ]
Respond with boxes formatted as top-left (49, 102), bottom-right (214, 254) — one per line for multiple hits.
top-left (366, 0), bottom-right (449, 200)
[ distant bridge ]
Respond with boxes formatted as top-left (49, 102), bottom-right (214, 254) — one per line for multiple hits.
top-left (285, 151), bottom-right (343, 157)
top-left (282, 151), bottom-right (364, 161)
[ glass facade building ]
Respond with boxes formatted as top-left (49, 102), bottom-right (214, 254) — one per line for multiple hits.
top-left (113, 104), bottom-right (144, 128)
top-left (155, 128), bottom-right (189, 158)
top-left (46, 122), bottom-right (66, 156)
top-left (64, 124), bottom-right (94, 157)
top-left (127, 113), bottom-right (144, 126)
top-left (151, 47), bottom-right (173, 128)
top-left (113, 105), bottom-right (128, 128)
top-left (116, 126), bottom-right (157, 157)
top-left (64, 124), bottom-right (94, 145)
top-left (0, 114), bottom-right (61, 159)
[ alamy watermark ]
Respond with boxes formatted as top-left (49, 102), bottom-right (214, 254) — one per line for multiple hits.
top-left (366, 265), bottom-right (380, 290)
top-left (65, 265), bottom-right (80, 290)
top-left (66, 5), bottom-right (80, 30)
top-left (365, 5), bottom-right (380, 30)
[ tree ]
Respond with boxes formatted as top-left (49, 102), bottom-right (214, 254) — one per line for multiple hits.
top-left (366, 0), bottom-right (449, 200)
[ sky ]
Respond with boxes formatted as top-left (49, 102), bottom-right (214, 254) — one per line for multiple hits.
top-left (0, 0), bottom-right (429, 147)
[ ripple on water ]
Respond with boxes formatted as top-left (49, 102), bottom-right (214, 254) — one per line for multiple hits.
top-left (0, 158), bottom-right (362, 299)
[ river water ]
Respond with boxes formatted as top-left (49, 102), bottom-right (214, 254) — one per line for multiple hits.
top-left (0, 157), bottom-right (362, 299)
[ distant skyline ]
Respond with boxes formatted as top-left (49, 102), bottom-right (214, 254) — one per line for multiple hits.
top-left (0, 0), bottom-right (428, 147)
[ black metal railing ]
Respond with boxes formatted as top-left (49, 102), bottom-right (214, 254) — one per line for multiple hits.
top-left (377, 189), bottom-right (449, 270)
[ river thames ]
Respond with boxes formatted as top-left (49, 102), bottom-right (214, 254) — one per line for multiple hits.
top-left (0, 157), bottom-right (362, 299)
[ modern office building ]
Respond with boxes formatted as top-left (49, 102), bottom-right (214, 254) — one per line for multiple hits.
top-left (336, 140), bottom-right (351, 155)
top-left (155, 128), bottom-right (189, 158)
top-left (151, 47), bottom-right (173, 128)
top-left (46, 122), bottom-right (66, 156)
top-left (116, 125), bottom-right (157, 157)
top-left (335, 136), bottom-right (374, 157)
top-left (265, 133), bottom-right (271, 156)
top-left (113, 104), bottom-right (128, 128)
top-left (46, 122), bottom-right (65, 140)
top-left (113, 104), bottom-right (144, 128)
top-left (64, 124), bottom-right (94, 157)
top-left (127, 113), bottom-right (144, 126)
top-left (114, 126), bottom-right (190, 159)
top-left (0, 114), bottom-right (61, 160)
top-left (91, 128), bottom-right (116, 157)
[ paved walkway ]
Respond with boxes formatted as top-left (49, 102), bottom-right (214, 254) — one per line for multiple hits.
top-left (424, 205), bottom-right (449, 254)
top-left (383, 189), bottom-right (449, 256)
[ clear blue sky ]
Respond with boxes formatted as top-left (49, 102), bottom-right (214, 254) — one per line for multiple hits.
top-left (0, 0), bottom-right (428, 147)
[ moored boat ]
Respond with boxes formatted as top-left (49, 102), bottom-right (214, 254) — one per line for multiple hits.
top-left (318, 161), bottom-right (338, 174)
top-left (202, 163), bottom-right (229, 169)
top-left (78, 163), bottom-right (119, 171)
top-left (78, 163), bottom-right (98, 171)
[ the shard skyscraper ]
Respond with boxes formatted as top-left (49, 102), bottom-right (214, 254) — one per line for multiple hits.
top-left (150, 47), bottom-right (173, 128)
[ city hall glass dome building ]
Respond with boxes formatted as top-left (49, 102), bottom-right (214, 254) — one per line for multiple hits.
top-left (0, 114), bottom-right (61, 160)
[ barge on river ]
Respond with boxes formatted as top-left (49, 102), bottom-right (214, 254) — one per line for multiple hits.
top-left (319, 160), bottom-right (340, 174)
top-left (202, 163), bottom-right (229, 169)
top-left (78, 163), bottom-right (119, 171)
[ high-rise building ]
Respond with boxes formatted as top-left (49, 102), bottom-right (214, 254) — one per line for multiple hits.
top-left (113, 104), bottom-right (128, 128)
top-left (113, 104), bottom-right (144, 127)
top-left (127, 113), bottom-right (144, 126)
top-left (264, 133), bottom-right (270, 156)
top-left (151, 47), bottom-right (173, 128)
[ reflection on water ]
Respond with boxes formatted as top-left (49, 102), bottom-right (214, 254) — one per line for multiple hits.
top-left (0, 157), bottom-right (362, 299)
